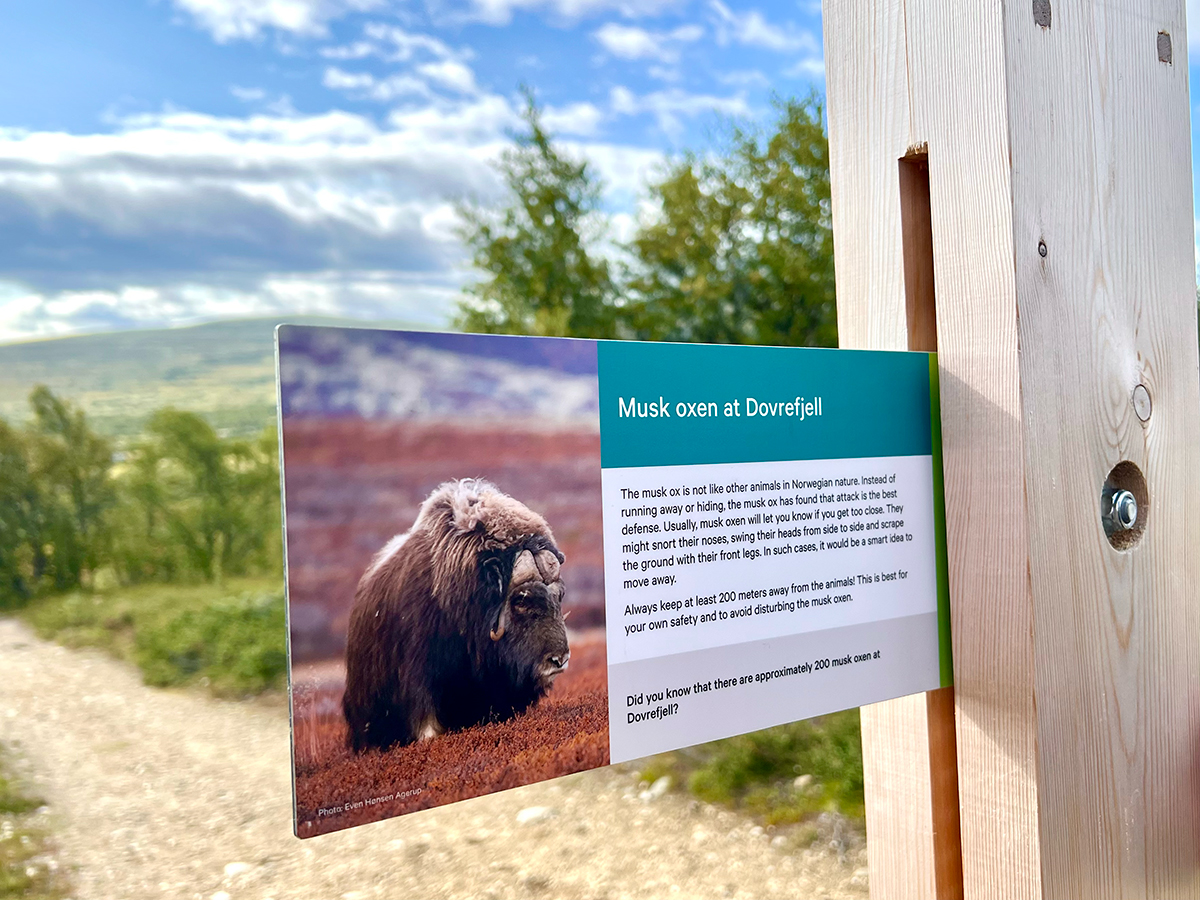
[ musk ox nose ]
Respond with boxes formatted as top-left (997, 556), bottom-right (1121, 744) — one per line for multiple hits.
top-left (547, 650), bottom-right (570, 672)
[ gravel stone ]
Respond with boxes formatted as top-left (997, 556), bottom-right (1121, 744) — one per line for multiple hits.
top-left (0, 618), bottom-right (866, 899)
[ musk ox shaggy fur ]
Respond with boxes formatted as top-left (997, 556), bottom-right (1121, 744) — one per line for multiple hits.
top-left (342, 478), bottom-right (571, 753)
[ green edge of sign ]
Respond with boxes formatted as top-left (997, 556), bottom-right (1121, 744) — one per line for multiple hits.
top-left (929, 353), bottom-right (953, 689)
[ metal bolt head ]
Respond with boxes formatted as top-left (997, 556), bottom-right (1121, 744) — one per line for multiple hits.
top-left (1110, 490), bottom-right (1138, 531)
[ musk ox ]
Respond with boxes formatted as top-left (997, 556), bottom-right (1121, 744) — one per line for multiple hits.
top-left (342, 478), bottom-right (571, 752)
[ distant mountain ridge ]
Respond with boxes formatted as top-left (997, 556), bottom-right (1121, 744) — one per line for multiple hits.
top-left (0, 317), bottom-right (425, 440)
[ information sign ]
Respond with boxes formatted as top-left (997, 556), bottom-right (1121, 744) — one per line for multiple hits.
top-left (277, 325), bottom-right (949, 837)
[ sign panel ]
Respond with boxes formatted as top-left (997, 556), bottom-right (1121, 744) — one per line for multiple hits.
top-left (277, 325), bottom-right (949, 837)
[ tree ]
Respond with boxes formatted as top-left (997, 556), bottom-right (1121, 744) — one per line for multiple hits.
top-left (134, 410), bottom-right (279, 583)
top-left (621, 97), bottom-right (836, 348)
top-left (455, 91), bottom-right (618, 339)
top-left (0, 419), bottom-right (38, 606)
top-left (25, 386), bottom-right (115, 589)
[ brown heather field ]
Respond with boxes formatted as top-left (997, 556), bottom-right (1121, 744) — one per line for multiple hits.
top-left (291, 632), bottom-right (609, 837)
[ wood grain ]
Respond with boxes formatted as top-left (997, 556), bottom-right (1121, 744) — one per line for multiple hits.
top-left (1004, 0), bottom-right (1200, 894)
top-left (823, 4), bottom-right (965, 897)
top-left (825, 0), bottom-right (1200, 896)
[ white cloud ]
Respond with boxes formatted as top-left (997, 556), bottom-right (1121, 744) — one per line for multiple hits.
top-left (608, 85), bottom-right (750, 137)
top-left (231, 85), bottom-right (268, 101)
top-left (593, 22), bottom-right (703, 63)
top-left (322, 66), bottom-right (379, 92)
top-left (171, 0), bottom-right (384, 42)
top-left (0, 93), bottom-right (666, 341)
top-left (320, 26), bottom-right (478, 100)
top-left (319, 40), bottom-right (378, 60)
top-left (417, 60), bottom-right (479, 94)
top-left (708, 1), bottom-right (817, 53)
top-left (0, 273), bottom-right (461, 344)
top-left (0, 106), bottom-right (511, 293)
top-left (320, 24), bottom-right (470, 73)
top-left (715, 69), bottom-right (769, 88)
top-left (323, 67), bottom-right (449, 102)
top-left (784, 57), bottom-right (825, 79)
top-left (464, 0), bottom-right (684, 26)
top-left (543, 102), bottom-right (606, 136)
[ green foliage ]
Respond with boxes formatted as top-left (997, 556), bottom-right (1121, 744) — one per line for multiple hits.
top-left (0, 387), bottom-right (281, 608)
top-left (455, 90), bottom-right (618, 339)
top-left (0, 746), bottom-right (67, 899)
top-left (0, 421), bottom-right (38, 609)
top-left (133, 591), bottom-right (287, 696)
top-left (0, 389), bottom-right (115, 604)
top-left (456, 93), bottom-right (836, 348)
top-left (113, 410), bottom-right (280, 583)
top-left (623, 96), bottom-right (836, 347)
top-left (22, 578), bottom-right (286, 698)
top-left (0, 385), bottom-right (285, 698)
top-left (24, 388), bottom-right (116, 592)
top-left (639, 710), bottom-right (864, 829)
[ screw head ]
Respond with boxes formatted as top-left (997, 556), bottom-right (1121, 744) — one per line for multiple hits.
top-left (1110, 490), bottom-right (1138, 531)
top-left (1037, 240), bottom-right (1048, 258)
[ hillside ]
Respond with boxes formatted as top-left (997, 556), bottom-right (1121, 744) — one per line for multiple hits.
top-left (0, 317), bottom-right (425, 439)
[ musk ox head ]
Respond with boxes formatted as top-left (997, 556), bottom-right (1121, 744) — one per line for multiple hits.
top-left (488, 544), bottom-right (570, 692)
top-left (342, 478), bottom-right (571, 752)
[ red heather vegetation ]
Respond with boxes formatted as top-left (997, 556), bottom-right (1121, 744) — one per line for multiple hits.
top-left (293, 634), bottom-right (608, 837)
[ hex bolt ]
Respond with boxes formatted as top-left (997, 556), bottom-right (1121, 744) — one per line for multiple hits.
top-left (1102, 461), bottom-right (1147, 549)
top-left (1107, 490), bottom-right (1138, 532)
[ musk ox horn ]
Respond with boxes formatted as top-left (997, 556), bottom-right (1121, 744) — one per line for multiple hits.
top-left (490, 598), bottom-right (511, 641)
top-left (510, 549), bottom-right (539, 587)
top-left (534, 549), bottom-right (561, 583)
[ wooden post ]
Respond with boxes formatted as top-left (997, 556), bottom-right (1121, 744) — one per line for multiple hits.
top-left (823, 1), bottom-right (1200, 897)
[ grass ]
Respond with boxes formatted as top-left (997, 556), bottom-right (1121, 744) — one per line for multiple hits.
top-left (637, 709), bottom-right (864, 834)
top-left (0, 747), bottom-right (66, 899)
top-left (20, 577), bottom-right (288, 698)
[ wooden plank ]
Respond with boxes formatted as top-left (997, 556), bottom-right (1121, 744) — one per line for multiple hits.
top-left (825, 0), bottom-right (1200, 896)
top-left (900, 2), bottom-right (1045, 894)
top-left (823, 5), bottom-right (964, 897)
top-left (1003, 1), bottom-right (1200, 894)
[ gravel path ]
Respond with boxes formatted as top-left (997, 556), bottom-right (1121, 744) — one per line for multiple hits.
top-left (0, 618), bottom-right (867, 900)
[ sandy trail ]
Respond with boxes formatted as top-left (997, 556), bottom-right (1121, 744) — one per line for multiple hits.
top-left (0, 618), bottom-right (866, 900)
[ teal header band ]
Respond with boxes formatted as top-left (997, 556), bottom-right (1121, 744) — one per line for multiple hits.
top-left (597, 341), bottom-right (934, 469)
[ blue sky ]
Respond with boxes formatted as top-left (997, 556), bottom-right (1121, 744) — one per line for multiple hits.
top-left (0, 0), bottom-right (1194, 343)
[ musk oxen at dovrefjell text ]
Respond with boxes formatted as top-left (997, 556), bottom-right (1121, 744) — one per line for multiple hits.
top-left (342, 478), bottom-right (571, 753)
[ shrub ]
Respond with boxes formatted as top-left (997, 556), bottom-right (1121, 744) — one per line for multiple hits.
top-left (22, 578), bottom-right (286, 698)
top-left (133, 590), bottom-right (287, 696)
top-left (639, 709), bottom-right (864, 829)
